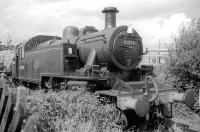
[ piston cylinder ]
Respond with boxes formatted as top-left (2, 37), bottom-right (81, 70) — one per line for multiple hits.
top-left (172, 89), bottom-right (196, 108)
top-left (117, 96), bottom-right (150, 117)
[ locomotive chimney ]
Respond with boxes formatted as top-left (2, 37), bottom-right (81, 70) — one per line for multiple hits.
top-left (102, 7), bottom-right (119, 29)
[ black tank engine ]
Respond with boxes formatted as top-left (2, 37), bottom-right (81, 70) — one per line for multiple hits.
top-left (11, 7), bottom-right (196, 130)
top-left (12, 7), bottom-right (144, 85)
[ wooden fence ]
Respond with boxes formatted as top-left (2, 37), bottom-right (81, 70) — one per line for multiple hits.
top-left (0, 78), bottom-right (39, 132)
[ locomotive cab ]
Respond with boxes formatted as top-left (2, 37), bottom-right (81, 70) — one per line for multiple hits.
top-left (12, 43), bottom-right (25, 80)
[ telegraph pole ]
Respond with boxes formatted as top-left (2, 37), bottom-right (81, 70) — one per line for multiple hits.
top-left (158, 40), bottom-right (161, 64)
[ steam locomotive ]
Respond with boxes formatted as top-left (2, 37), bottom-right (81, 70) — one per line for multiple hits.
top-left (10, 7), bottom-right (196, 130)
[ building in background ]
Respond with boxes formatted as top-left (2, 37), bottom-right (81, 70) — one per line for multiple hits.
top-left (140, 48), bottom-right (168, 65)
top-left (0, 44), bottom-right (15, 51)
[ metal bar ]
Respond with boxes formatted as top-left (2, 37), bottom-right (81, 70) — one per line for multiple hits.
top-left (81, 35), bottom-right (106, 43)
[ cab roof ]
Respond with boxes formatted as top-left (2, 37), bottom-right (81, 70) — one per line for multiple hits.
top-left (18, 35), bottom-right (61, 51)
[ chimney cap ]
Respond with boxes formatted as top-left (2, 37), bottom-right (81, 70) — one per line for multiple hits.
top-left (102, 7), bottom-right (119, 13)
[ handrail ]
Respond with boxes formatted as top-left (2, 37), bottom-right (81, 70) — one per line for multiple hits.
top-left (144, 76), bottom-right (159, 102)
top-left (81, 35), bottom-right (107, 44)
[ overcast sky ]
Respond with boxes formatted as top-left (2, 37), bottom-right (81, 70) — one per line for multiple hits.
top-left (0, 0), bottom-right (199, 48)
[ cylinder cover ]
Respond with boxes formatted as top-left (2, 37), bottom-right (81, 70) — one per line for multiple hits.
top-left (134, 96), bottom-right (150, 117)
top-left (183, 89), bottom-right (196, 108)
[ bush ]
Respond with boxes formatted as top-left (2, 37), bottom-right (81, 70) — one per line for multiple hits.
top-left (157, 18), bottom-right (200, 92)
top-left (24, 90), bottom-right (122, 132)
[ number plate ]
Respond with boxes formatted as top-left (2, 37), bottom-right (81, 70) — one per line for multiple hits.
top-left (122, 40), bottom-right (136, 46)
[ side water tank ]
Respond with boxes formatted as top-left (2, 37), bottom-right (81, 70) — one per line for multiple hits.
top-left (63, 26), bottom-right (79, 39)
